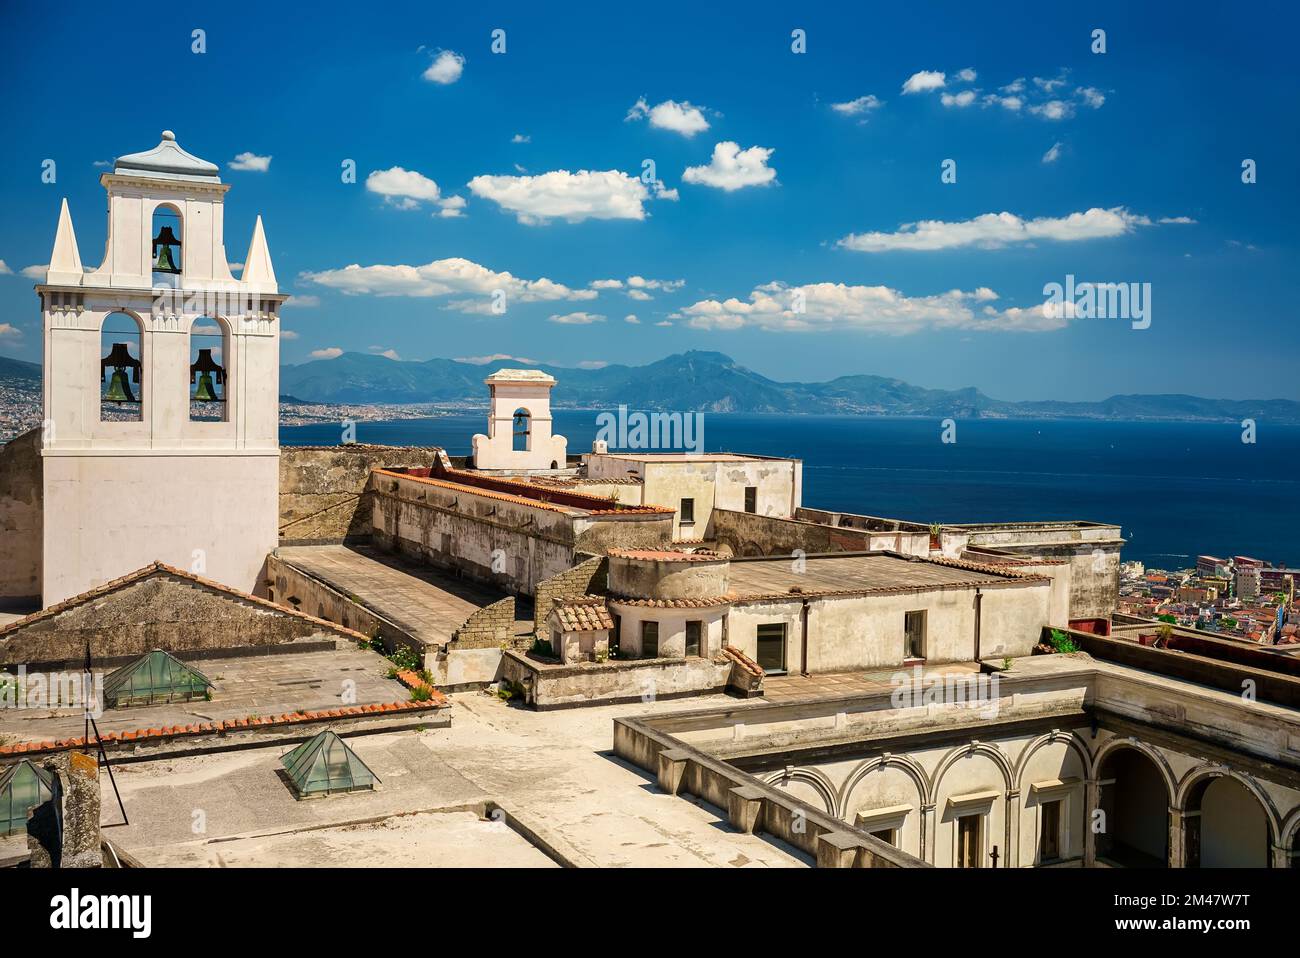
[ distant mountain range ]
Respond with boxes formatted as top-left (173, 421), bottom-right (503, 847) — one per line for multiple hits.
top-left (3, 350), bottom-right (1299, 424)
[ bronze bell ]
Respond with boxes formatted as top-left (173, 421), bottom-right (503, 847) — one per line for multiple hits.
top-left (101, 342), bottom-right (141, 403)
top-left (190, 348), bottom-right (225, 402)
top-left (152, 224), bottom-right (182, 274)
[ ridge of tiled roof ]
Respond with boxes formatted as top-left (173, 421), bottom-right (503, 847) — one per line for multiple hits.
top-left (607, 594), bottom-right (734, 609)
top-left (375, 467), bottom-right (672, 516)
top-left (607, 549), bottom-right (724, 562)
top-left (0, 561), bottom-right (369, 643)
top-left (0, 698), bottom-right (447, 759)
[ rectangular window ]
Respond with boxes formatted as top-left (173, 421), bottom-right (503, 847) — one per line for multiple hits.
top-left (756, 623), bottom-right (787, 673)
top-left (869, 827), bottom-right (896, 846)
top-left (685, 620), bottom-right (702, 657)
top-left (641, 620), bottom-right (659, 658)
top-left (680, 498), bottom-right (695, 524)
top-left (904, 610), bottom-right (927, 660)
top-left (957, 815), bottom-right (982, 868)
top-left (1039, 799), bottom-right (1062, 862)
top-left (744, 486), bottom-right (757, 513)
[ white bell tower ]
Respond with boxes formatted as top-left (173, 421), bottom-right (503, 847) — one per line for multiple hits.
top-left (36, 130), bottom-right (285, 604)
top-left (471, 369), bottom-right (568, 472)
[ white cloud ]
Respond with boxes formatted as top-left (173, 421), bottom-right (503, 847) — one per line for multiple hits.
top-left (281, 330), bottom-right (300, 340)
top-left (627, 275), bottom-right (685, 292)
top-left (831, 94), bottom-right (883, 117)
top-left (576, 360), bottom-right (608, 369)
top-left (368, 345), bottom-right (401, 360)
top-left (366, 166), bottom-right (441, 209)
top-left (626, 97), bottom-right (712, 136)
top-left (21, 265), bottom-right (47, 279)
top-left (468, 169), bottom-right (657, 224)
top-left (1042, 142), bottom-right (1062, 164)
top-left (424, 50), bottom-right (465, 85)
top-left (624, 314), bottom-right (640, 324)
top-left (456, 353), bottom-right (540, 365)
top-left (1029, 99), bottom-right (1074, 121)
top-left (0, 323), bottom-right (21, 338)
top-left (229, 261), bottom-right (244, 273)
top-left (627, 289), bottom-right (652, 301)
top-left (682, 142), bottom-right (777, 191)
top-left (1159, 216), bottom-right (1197, 224)
top-left (955, 68), bottom-right (977, 82)
top-left (940, 90), bottom-right (977, 108)
top-left (512, 133), bottom-right (531, 144)
top-left (589, 279), bottom-right (624, 290)
top-left (548, 311), bottom-right (606, 325)
top-left (1077, 86), bottom-right (1106, 109)
top-left (229, 152), bottom-right (272, 172)
top-left (983, 93), bottom-right (1023, 111)
top-left (1034, 74), bottom-right (1068, 93)
top-left (282, 294), bottom-right (320, 308)
top-left (837, 207), bottom-right (1152, 253)
top-left (301, 256), bottom-right (598, 314)
top-left (1002, 78), bottom-right (1026, 94)
top-left (902, 70), bottom-right (946, 94)
top-left (654, 320), bottom-right (673, 327)
top-left (677, 282), bottom-right (1068, 334)
top-left (310, 347), bottom-right (344, 360)
top-left (437, 195), bottom-right (467, 218)
top-left (0, 260), bottom-right (11, 275)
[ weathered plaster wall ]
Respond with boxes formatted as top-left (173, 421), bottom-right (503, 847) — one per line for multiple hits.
top-left (607, 555), bottom-right (729, 600)
top-left (279, 445), bottom-right (443, 543)
top-left (0, 573), bottom-right (346, 667)
top-left (0, 428), bottom-right (42, 605)
top-left (501, 649), bottom-right (730, 709)
top-left (265, 553), bottom-right (417, 655)
top-left (712, 508), bottom-right (930, 559)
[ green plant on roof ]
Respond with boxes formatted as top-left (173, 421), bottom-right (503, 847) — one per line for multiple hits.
top-left (410, 685), bottom-right (433, 702)
top-left (1001, 657), bottom-right (1012, 671)
top-left (1157, 622), bottom-right (1174, 642)
top-left (1047, 628), bottom-right (1079, 654)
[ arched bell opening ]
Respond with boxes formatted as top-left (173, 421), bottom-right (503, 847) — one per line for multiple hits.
top-left (150, 203), bottom-right (183, 288)
top-left (512, 408), bottom-right (531, 452)
top-left (188, 316), bottom-right (229, 422)
top-left (100, 312), bottom-right (144, 422)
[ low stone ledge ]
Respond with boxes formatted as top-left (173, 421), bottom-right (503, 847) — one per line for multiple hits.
top-left (815, 830), bottom-right (863, 869)
top-left (657, 748), bottom-right (690, 795)
top-left (727, 784), bottom-right (765, 833)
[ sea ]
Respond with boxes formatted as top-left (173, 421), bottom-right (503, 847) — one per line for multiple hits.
top-left (281, 412), bottom-right (1300, 570)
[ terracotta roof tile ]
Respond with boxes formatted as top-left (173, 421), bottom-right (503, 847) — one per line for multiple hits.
top-left (608, 549), bottom-right (724, 562)
top-left (550, 596), bottom-right (615, 632)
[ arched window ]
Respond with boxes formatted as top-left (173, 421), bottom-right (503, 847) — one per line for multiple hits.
top-left (100, 313), bottom-right (143, 422)
top-left (188, 316), bottom-right (229, 422)
top-left (512, 408), bottom-right (531, 452)
top-left (150, 204), bottom-right (183, 288)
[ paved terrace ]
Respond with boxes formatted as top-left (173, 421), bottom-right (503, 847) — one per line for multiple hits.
top-left (0, 646), bottom-right (415, 746)
top-left (105, 691), bottom-right (809, 868)
top-left (275, 543), bottom-right (531, 646)
top-left (726, 551), bottom-right (1026, 599)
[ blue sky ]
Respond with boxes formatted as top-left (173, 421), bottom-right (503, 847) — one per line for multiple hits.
top-left (1, 0), bottom-right (1297, 401)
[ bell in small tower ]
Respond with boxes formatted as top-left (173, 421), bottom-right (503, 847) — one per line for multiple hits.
top-left (152, 224), bottom-right (182, 274)
top-left (101, 342), bottom-right (141, 403)
top-left (190, 348), bottom-right (225, 402)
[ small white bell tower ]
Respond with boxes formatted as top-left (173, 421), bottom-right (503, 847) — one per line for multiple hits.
top-left (472, 369), bottom-right (568, 472)
top-left (36, 130), bottom-right (286, 604)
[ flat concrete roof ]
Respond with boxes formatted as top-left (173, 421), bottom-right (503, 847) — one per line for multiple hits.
top-left (726, 552), bottom-right (1024, 600)
top-left (275, 544), bottom-right (526, 648)
top-left (0, 645), bottom-right (410, 746)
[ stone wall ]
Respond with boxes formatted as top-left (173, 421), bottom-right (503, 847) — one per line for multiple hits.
top-left (712, 508), bottom-right (929, 559)
top-left (533, 555), bottom-right (608, 633)
top-left (0, 428), bottom-right (42, 607)
top-left (501, 649), bottom-right (730, 710)
top-left (279, 445), bottom-right (443, 543)
top-left (451, 596), bottom-right (518, 649)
